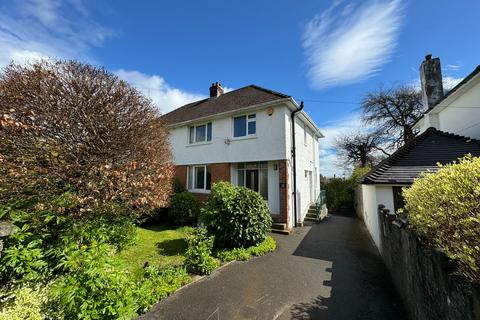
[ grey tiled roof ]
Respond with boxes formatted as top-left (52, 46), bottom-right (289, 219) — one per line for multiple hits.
top-left (162, 85), bottom-right (290, 125)
top-left (362, 127), bottom-right (480, 185)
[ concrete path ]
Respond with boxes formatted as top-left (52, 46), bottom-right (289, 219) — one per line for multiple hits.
top-left (141, 212), bottom-right (407, 320)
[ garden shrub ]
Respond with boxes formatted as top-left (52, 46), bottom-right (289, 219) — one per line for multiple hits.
top-left (134, 266), bottom-right (190, 314)
top-left (0, 285), bottom-right (55, 320)
top-left (202, 182), bottom-right (272, 248)
top-left (184, 229), bottom-right (218, 275)
top-left (0, 193), bottom-right (137, 284)
top-left (403, 155), bottom-right (480, 280)
top-left (52, 244), bottom-right (137, 320)
top-left (168, 192), bottom-right (200, 226)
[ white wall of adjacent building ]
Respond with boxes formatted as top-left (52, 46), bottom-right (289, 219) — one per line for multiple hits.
top-left (359, 184), bottom-right (396, 254)
top-left (415, 76), bottom-right (480, 139)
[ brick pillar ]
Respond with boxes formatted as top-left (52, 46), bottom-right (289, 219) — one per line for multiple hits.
top-left (278, 160), bottom-right (290, 226)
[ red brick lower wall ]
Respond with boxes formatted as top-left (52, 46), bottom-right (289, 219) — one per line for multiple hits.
top-left (278, 160), bottom-right (290, 226)
top-left (174, 163), bottom-right (231, 202)
top-left (175, 161), bottom-right (291, 228)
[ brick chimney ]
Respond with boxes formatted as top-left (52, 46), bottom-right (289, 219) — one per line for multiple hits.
top-left (420, 54), bottom-right (444, 108)
top-left (209, 82), bottom-right (224, 98)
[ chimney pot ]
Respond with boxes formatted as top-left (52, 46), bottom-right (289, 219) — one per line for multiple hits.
top-left (209, 82), bottom-right (224, 98)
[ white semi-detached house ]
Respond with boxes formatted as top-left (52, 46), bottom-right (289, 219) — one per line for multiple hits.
top-left (162, 82), bottom-right (324, 232)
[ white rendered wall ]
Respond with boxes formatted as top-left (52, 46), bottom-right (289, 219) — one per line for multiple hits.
top-left (285, 114), bottom-right (321, 224)
top-left (168, 103), bottom-right (289, 165)
top-left (436, 83), bottom-right (480, 139)
top-left (361, 184), bottom-right (395, 254)
top-left (416, 79), bottom-right (480, 139)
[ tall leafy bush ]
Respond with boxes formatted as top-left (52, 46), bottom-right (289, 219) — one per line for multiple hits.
top-left (403, 155), bottom-right (480, 280)
top-left (202, 182), bottom-right (272, 248)
top-left (0, 60), bottom-right (174, 217)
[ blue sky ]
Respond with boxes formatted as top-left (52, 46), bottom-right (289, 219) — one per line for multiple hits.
top-left (0, 0), bottom-right (479, 176)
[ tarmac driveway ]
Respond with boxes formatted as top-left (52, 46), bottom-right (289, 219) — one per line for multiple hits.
top-left (141, 212), bottom-right (407, 320)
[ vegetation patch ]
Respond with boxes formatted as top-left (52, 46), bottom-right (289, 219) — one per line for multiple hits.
top-left (403, 155), bottom-right (480, 280)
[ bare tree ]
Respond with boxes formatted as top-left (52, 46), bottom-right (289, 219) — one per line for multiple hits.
top-left (335, 132), bottom-right (389, 168)
top-left (361, 85), bottom-right (423, 148)
top-left (0, 60), bottom-right (174, 217)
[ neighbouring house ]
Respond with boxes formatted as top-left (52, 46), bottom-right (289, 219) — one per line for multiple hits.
top-left (162, 82), bottom-right (324, 232)
top-left (414, 55), bottom-right (480, 139)
top-left (357, 55), bottom-right (480, 251)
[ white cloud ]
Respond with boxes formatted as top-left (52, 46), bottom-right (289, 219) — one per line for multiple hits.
top-left (442, 76), bottom-right (462, 90)
top-left (445, 63), bottom-right (462, 72)
top-left (0, 0), bottom-right (114, 67)
top-left (115, 70), bottom-right (206, 114)
top-left (302, 0), bottom-right (404, 89)
top-left (0, 1), bottom-right (205, 115)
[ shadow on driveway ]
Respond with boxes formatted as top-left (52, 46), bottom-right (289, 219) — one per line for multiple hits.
top-left (285, 211), bottom-right (406, 319)
top-left (141, 212), bottom-right (407, 320)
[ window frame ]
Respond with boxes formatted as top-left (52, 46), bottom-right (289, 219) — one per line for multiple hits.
top-left (187, 165), bottom-right (211, 192)
top-left (188, 122), bottom-right (212, 144)
top-left (233, 113), bottom-right (257, 138)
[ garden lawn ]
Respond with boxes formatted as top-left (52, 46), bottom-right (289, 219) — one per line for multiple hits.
top-left (117, 225), bottom-right (193, 273)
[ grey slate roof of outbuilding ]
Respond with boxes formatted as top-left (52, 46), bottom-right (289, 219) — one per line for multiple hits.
top-left (162, 85), bottom-right (290, 125)
top-left (361, 127), bottom-right (480, 185)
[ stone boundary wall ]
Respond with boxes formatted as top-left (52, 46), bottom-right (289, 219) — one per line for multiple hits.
top-left (378, 209), bottom-right (480, 320)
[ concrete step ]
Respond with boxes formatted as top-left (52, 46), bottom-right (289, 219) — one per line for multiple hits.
top-left (304, 216), bottom-right (318, 222)
top-left (306, 213), bottom-right (317, 218)
top-left (308, 209), bottom-right (317, 213)
top-left (270, 228), bottom-right (290, 235)
top-left (271, 222), bottom-right (287, 230)
top-left (271, 222), bottom-right (290, 235)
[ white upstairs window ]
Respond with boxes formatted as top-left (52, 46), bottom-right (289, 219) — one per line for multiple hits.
top-left (233, 114), bottom-right (256, 137)
top-left (189, 122), bottom-right (212, 144)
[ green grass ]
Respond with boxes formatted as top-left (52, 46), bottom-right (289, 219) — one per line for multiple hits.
top-left (117, 225), bottom-right (193, 273)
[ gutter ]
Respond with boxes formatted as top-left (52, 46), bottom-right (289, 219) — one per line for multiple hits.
top-left (291, 101), bottom-right (304, 227)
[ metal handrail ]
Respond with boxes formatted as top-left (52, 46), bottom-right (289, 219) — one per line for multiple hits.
top-left (315, 190), bottom-right (326, 219)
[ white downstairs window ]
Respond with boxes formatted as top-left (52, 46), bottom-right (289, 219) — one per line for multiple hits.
top-left (187, 165), bottom-right (211, 191)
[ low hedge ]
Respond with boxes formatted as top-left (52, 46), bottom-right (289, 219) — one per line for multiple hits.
top-left (215, 236), bottom-right (276, 263)
top-left (403, 155), bottom-right (480, 280)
